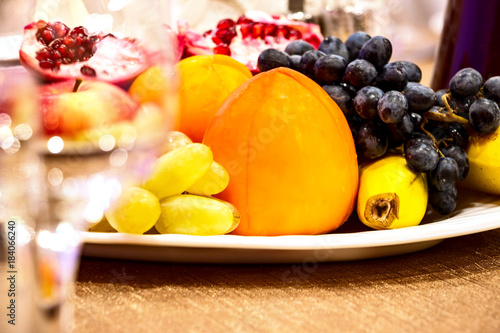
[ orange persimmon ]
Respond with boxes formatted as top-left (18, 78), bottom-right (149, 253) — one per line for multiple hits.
top-left (175, 55), bottom-right (252, 142)
top-left (203, 67), bottom-right (358, 236)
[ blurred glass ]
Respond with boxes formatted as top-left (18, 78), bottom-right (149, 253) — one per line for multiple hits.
top-left (2, 1), bottom-right (180, 332)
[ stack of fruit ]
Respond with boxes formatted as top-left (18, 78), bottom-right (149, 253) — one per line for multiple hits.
top-left (253, 31), bottom-right (500, 228)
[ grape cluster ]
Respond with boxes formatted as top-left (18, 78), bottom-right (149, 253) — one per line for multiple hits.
top-left (256, 33), bottom-right (500, 216)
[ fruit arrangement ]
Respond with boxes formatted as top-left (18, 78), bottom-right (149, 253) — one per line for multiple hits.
top-left (98, 131), bottom-right (240, 235)
top-left (253, 31), bottom-right (500, 228)
top-left (16, 12), bottom-right (500, 237)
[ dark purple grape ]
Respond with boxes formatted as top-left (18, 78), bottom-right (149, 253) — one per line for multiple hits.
top-left (483, 76), bottom-right (500, 104)
top-left (343, 59), bottom-right (377, 88)
top-left (376, 62), bottom-right (408, 92)
top-left (405, 132), bottom-right (434, 151)
top-left (358, 36), bottom-right (392, 70)
top-left (353, 86), bottom-right (384, 120)
top-left (299, 50), bottom-right (325, 79)
top-left (446, 123), bottom-right (469, 150)
top-left (318, 36), bottom-right (349, 61)
top-left (314, 54), bottom-right (347, 84)
top-left (340, 82), bottom-right (357, 97)
top-left (345, 31), bottom-right (371, 61)
top-left (284, 40), bottom-right (315, 56)
top-left (410, 112), bottom-right (423, 132)
top-left (435, 89), bottom-right (447, 107)
top-left (386, 112), bottom-right (414, 143)
top-left (377, 91), bottom-right (408, 123)
top-left (405, 142), bottom-right (439, 173)
top-left (449, 67), bottom-right (483, 98)
top-left (449, 95), bottom-right (476, 120)
top-left (429, 186), bottom-right (458, 215)
top-left (356, 121), bottom-right (388, 159)
top-left (430, 157), bottom-right (459, 191)
top-left (469, 98), bottom-right (500, 133)
top-left (393, 61), bottom-right (422, 83)
top-left (322, 85), bottom-right (354, 118)
top-left (404, 82), bottom-right (436, 113)
top-left (441, 145), bottom-right (469, 180)
top-left (289, 54), bottom-right (301, 71)
top-left (257, 49), bottom-right (292, 72)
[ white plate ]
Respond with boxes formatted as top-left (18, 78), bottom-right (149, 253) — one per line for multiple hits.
top-left (81, 189), bottom-right (500, 263)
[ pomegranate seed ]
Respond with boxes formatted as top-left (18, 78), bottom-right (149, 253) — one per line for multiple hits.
top-left (36, 48), bottom-right (52, 61)
top-left (37, 27), bottom-right (55, 45)
top-left (251, 23), bottom-right (265, 39)
top-left (56, 44), bottom-right (68, 57)
top-left (263, 24), bottom-right (277, 37)
top-left (217, 19), bottom-right (235, 30)
top-left (62, 36), bottom-right (76, 48)
top-left (215, 28), bottom-right (236, 44)
top-left (236, 15), bottom-right (252, 25)
top-left (202, 29), bottom-right (212, 37)
top-left (67, 49), bottom-right (76, 59)
top-left (50, 22), bottom-right (69, 38)
top-left (53, 59), bottom-right (62, 69)
top-left (75, 35), bottom-right (84, 45)
top-left (271, 15), bottom-right (281, 20)
top-left (211, 35), bottom-right (222, 45)
top-left (214, 44), bottom-right (231, 56)
top-left (288, 29), bottom-right (302, 40)
top-left (80, 65), bottom-right (96, 77)
top-left (62, 57), bottom-right (72, 64)
top-left (70, 26), bottom-right (88, 37)
top-left (76, 46), bottom-right (85, 59)
top-left (35, 20), bottom-right (48, 30)
top-left (39, 59), bottom-right (54, 69)
top-left (276, 26), bottom-right (290, 39)
top-left (239, 23), bottom-right (252, 38)
top-left (52, 51), bottom-right (62, 60)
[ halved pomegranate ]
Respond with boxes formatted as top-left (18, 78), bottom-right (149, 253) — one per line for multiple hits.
top-left (179, 11), bottom-right (323, 74)
top-left (19, 20), bottom-right (150, 87)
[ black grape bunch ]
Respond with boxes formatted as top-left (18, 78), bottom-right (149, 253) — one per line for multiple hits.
top-left (256, 33), bottom-right (500, 216)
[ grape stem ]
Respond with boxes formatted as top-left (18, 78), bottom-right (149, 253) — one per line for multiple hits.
top-left (420, 93), bottom-right (469, 157)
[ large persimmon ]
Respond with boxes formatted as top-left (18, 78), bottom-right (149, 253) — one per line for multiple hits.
top-left (203, 67), bottom-right (358, 236)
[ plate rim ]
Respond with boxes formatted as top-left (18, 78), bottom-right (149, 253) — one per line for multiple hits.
top-left (81, 211), bottom-right (500, 251)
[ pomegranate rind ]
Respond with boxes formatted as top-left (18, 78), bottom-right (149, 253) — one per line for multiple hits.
top-left (179, 11), bottom-right (323, 74)
top-left (19, 22), bottom-right (151, 88)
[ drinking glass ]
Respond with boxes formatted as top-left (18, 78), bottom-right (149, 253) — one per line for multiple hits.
top-left (10, 1), bottom-right (180, 332)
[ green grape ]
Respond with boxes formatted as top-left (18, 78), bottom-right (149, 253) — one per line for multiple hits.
top-left (187, 161), bottom-right (230, 196)
top-left (105, 187), bottom-right (161, 234)
top-left (155, 194), bottom-right (240, 235)
top-left (158, 131), bottom-right (193, 155)
top-left (143, 143), bottom-right (213, 200)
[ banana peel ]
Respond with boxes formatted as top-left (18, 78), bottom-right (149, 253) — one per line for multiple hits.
top-left (357, 155), bottom-right (428, 229)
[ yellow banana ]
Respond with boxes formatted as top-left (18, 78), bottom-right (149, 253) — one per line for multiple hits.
top-left (460, 126), bottom-right (500, 195)
top-left (357, 155), bottom-right (428, 229)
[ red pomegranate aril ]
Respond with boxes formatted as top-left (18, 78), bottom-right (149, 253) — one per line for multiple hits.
top-left (37, 27), bottom-right (56, 45)
top-left (36, 48), bottom-right (52, 61)
top-left (39, 59), bottom-right (54, 69)
top-left (276, 26), bottom-right (290, 39)
top-left (75, 35), bottom-right (84, 45)
top-left (52, 51), bottom-right (62, 60)
top-left (215, 28), bottom-right (236, 44)
top-left (76, 46), bottom-right (85, 59)
top-left (214, 44), bottom-right (231, 56)
top-left (62, 57), bottom-right (71, 64)
top-left (80, 65), bottom-right (96, 77)
top-left (251, 23), bottom-right (265, 39)
top-left (70, 26), bottom-right (88, 37)
top-left (263, 24), bottom-right (277, 37)
top-left (216, 19), bottom-right (235, 30)
top-left (240, 23), bottom-right (252, 38)
top-left (50, 22), bottom-right (69, 38)
top-left (62, 36), bottom-right (76, 48)
top-left (211, 35), bottom-right (222, 45)
top-left (236, 15), bottom-right (252, 25)
top-left (202, 30), bottom-right (212, 38)
top-left (288, 29), bottom-right (302, 40)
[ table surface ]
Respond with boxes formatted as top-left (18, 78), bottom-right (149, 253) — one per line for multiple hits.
top-left (73, 228), bottom-right (500, 333)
